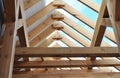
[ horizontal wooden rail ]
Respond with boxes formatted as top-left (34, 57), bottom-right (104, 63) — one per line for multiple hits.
top-left (15, 47), bottom-right (119, 57)
top-left (13, 71), bottom-right (120, 78)
top-left (15, 60), bottom-right (120, 68)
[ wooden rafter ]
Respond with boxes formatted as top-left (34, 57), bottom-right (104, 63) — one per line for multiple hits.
top-left (78, 0), bottom-right (100, 12)
top-left (25, 0), bottom-right (116, 45)
top-left (30, 26), bottom-right (55, 47)
top-left (24, 0), bottom-right (40, 10)
top-left (28, 17), bottom-right (55, 40)
top-left (26, 2), bottom-right (57, 27)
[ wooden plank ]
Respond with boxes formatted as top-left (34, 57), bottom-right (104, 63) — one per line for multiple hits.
top-left (13, 72), bottom-right (120, 78)
top-left (62, 13), bottom-right (110, 47)
top-left (0, 0), bottom-right (17, 78)
top-left (15, 47), bottom-right (119, 57)
top-left (38, 32), bottom-right (57, 47)
top-left (28, 17), bottom-right (55, 40)
top-left (13, 70), bottom-right (120, 78)
top-left (63, 24), bottom-right (90, 47)
top-left (62, 14), bottom-right (93, 40)
top-left (30, 26), bottom-right (55, 47)
top-left (26, 2), bottom-right (57, 27)
top-left (13, 69), bottom-right (116, 74)
top-left (24, 0), bottom-right (40, 10)
top-left (14, 60), bottom-right (120, 68)
top-left (62, 2), bottom-right (95, 28)
top-left (78, 0), bottom-right (100, 12)
top-left (61, 36), bottom-right (79, 47)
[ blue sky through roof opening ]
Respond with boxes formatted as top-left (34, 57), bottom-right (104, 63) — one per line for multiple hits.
top-left (94, 0), bottom-right (102, 4)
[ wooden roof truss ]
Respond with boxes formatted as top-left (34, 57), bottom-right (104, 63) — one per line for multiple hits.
top-left (0, 0), bottom-right (120, 78)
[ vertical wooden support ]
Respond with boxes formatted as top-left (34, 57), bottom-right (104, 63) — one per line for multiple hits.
top-left (17, 0), bottom-right (30, 71)
top-left (89, 0), bottom-right (107, 69)
top-left (107, 0), bottom-right (120, 51)
top-left (18, 0), bottom-right (29, 47)
top-left (0, 0), bottom-right (16, 78)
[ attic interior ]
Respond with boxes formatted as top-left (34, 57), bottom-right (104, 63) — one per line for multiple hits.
top-left (0, 0), bottom-right (120, 78)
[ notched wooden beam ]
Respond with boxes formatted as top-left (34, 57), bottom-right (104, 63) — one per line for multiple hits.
top-left (51, 23), bottom-right (64, 30)
top-left (51, 12), bottom-right (64, 20)
top-left (53, 0), bottom-right (65, 8)
top-left (101, 18), bottom-right (112, 27)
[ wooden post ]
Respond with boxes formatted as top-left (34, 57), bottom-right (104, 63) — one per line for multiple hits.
top-left (0, 0), bottom-right (17, 78)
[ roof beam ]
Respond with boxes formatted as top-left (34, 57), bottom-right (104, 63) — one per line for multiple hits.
top-left (61, 36), bottom-right (79, 47)
top-left (24, 0), bottom-right (40, 10)
top-left (63, 24), bottom-right (90, 47)
top-left (15, 47), bottom-right (119, 57)
top-left (26, 2), bottom-right (57, 27)
top-left (62, 2), bottom-right (95, 28)
top-left (15, 60), bottom-right (120, 68)
top-left (30, 26), bottom-right (55, 47)
top-left (13, 72), bottom-right (120, 78)
top-left (78, 0), bottom-right (100, 12)
top-left (28, 17), bottom-right (55, 40)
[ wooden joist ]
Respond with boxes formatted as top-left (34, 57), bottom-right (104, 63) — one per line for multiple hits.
top-left (13, 69), bottom-right (117, 74)
top-left (62, 2), bottom-right (95, 28)
top-left (63, 24), bottom-right (90, 47)
top-left (28, 17), bottom-right (55, 40)
top-left (14, 60), bottom-right (120, 68)
top-left (15, 47), bottom-right (119, 57)
top-left (26, 2), bottom-right (57, 27)
top-left (78, 0), bottom-right (100, 12)
top-left (13, 71), bottom-right (120, 78)
top-left (24, 0), bottom-right (40, 10)
top-left (30, 26), bottom-right (55, 47)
